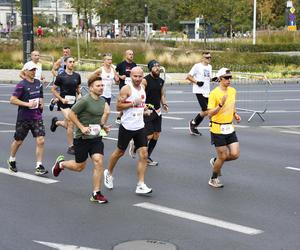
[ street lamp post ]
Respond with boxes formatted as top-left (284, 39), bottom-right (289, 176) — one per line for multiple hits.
top-left (21, 0), bottom-right (34, 63)
top-left (253, 0), bottom-right (257, 45)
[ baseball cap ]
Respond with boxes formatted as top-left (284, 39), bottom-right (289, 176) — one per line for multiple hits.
top-left (147, 60), bottom-right (160, 71)
top-left (216, 68), bottom-right (232, 78)
top-left (24, 61), bottom-right (38, 71)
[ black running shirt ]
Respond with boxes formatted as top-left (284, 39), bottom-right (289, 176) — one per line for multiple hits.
top-left (54, 71), bottom-right (81, 98)
top-left (144, 74), bottom-right (164, 110)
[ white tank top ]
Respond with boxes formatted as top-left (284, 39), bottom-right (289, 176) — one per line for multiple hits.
top-left (100, 66), bottom-right (115, 98)
top-left (121, 84), bottom-right (146, 131)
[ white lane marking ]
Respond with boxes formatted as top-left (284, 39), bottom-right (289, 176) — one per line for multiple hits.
top-left (33, 240), bottom-right (101, 250)
top-left (261, 125), bottom-right (300, 128)
top-left (166, 110), bottom-right (300, 114)
top-left (0, 100), bottom-right (9, 103)
top-left (280, 130), bottom-right (300, 135)
top-left (285, 167), bottom-right (300, 171)
top-left (284, 98), bottom-right (300, 101)
top-left (172, 125), bottom-right (249, 130)
top-left (0, 167), bottom-right (58, 184)
top-left (0, 122), bottom-right (14, 126)
top-left (162, 116), bottom-right (184, 120)
top-left (102, 136), bottom-right (118, 141)
top-left (134, 202), bottom-right (263, 235)
top-left (0, 130), bottom-right (14, 133)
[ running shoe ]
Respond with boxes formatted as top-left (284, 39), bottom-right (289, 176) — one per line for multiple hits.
top-left (104, 169), bottom-right (114, 189)
top-left (115, 117), bottom-right (121, 124)
top-left (128, 140), bottom-right (136, 159)
top-left (52, 155), bottom-right (64, 177)
top-left (67, 145), bottom-right (75, 155)
top-left (90, 191), bottom-right (108, 204)
top-left (50, 117), bottom-right (58, 132)
top-left (208, 178), bottom-right (224, 188)
top-left (135, 183), bottom-right (152, 194)
top-left (210, 157), bottom-right (221, 176)
top-left (7, 160), bottom-right (17, 173)
top-left (147, 157), bottom-right (158, 166)
top-left (189, 120), bottom-right (201, 136)
top-left (35, 165), bottom-right (48, 176)
top-left (49, 98), bottom-right (56, 111)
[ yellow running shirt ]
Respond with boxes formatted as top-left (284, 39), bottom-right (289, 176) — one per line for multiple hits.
top-left (208, 86), bottom-right (236, 134)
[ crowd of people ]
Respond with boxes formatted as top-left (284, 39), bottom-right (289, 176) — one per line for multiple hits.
top-left (6, 48), bottom-right (241, 203)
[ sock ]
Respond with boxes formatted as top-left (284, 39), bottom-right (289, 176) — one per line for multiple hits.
top-left (137, 181), bottom-right (144, 186)
top-left (9, 156), bottom-right (16, 162)
top-left (212, 172), bottom-right (218, 179)
top-left (59, 161), bottom-right (64, 169)
top-left (194, 114), bottom-right (204, 126)
top-left (36, 162), bottom-right (42, 168)
top-left (93, 191), bottom-right (100, 196)
top-left (148, 139), bottom-right (157, 157)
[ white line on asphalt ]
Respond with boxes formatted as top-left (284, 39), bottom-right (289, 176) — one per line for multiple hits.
top-left (33, 240), bottom-right (101, 250)
top-left (0, 100), bottom-right (9, 103)
top-left (0, 167), bottom-right (59, 184)
top-left (285, 167), bottom-right (300, 172)
top-left (280, 130), bottom-right (300, 135)
top-left (0, 122), bottom-right (14, 126)
top-left (162, 116), bottom-right (184, 120)
top-left (134, 202), bottom-right (263, 235)
top-left (261, 125), bottom-right (300, 128)
top-left (172, 125), bottom-right (249, 130)
top-left (166, 110), bottom-right (300, 114)
top-left (102, 136), bottom-right (118, 141)
top-left (0, 130), bottom-right (14, 133)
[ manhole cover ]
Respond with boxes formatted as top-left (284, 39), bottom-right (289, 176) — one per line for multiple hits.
top-left (113, 240), bottom-right (177, 250)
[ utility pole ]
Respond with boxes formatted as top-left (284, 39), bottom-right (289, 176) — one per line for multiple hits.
top-left (144, 4), bottom-right (148, 42)
top-left (253, 0), bottom-right (257, 45)
top-left (21, 0), bottom-right (34, 63)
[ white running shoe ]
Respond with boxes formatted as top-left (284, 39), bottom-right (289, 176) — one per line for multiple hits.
top-left (128, 140), bottom-right (136, 159)
top-left (135, 183), bottom-right (152, 194)
top-left (208, 178), bottom-right (224, 188)
top-left (104, 169), bottom-right (114, 189)
top-left (210, 157), bottom-right (221, 176)
top-left (115, 117), bottom-right (121, 124)
top-left (147, 157), bottom-right (158, 166)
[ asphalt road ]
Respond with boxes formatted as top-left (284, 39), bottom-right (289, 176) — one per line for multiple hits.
top-left (0, 82), bottom-right (299, 250)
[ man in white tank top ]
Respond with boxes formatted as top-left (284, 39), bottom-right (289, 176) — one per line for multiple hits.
top-left (104, 67), bottom-right (153, 195)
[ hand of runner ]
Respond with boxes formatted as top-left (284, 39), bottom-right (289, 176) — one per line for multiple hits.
top-left (234, 113), bottom-right (241, 123)
top-left (61, 98), bottom-right (69, 104)
top-left (102, 124), bottom-right (112, 133)
top-left (220, 94), bottom-right (228, 106)
top-left (81, 126), bottom-right (90, 135)
top-left (28, 100), bottom-right (38, 108)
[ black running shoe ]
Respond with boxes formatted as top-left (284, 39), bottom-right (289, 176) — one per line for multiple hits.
top-left (189, 120), bottom-right (202, 136)
top-left (49, 98), bottom-right (56, 111)
top-left (35, 165), bottom-right (48, 176)
top-left (7, 160), bottom-right (17, 173)
top-left (50, 117), bottom-right (58, 132)
top-left (67, 145), bottom-right (75, 155)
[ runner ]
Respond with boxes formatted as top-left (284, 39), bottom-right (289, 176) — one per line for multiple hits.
top-left (50, 56), bottom-right (81, 155)
top-left (90, 53), bottom-right (119, 105)
top-left (7, 63), bottom-right (48, 175)
top-left (52, 75), bottom-right (110, 203)
top-left (187, 51), bottom-right (212, 136)
top-left (50, 46), bottom-right (71, 111)
top-left (103, 66), bottom-right (152, 194)
top-left (115, 49), bottom-right (137, 123)
top-left (19, 50), bottom-right (45, 83)
top-left (207, 68), bottom-right (241, 188)
top-left (129, 60), bottom-right (168, 167)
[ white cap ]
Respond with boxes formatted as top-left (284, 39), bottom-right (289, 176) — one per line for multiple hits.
top-left (24, 61), bottom-right (37, 71)
top-left (216, 68), bottom-right (232, 78)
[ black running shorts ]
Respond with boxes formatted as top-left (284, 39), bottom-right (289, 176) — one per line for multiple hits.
top-left (14, 120), bottom-right (45, 141)
top-left (73, 137), bottom-right (104, 163)
top-left (195, 94), bottom-right (208, 111)
top-left (144, 112), bottom-right (162, 135)
top-left (117, 125), bottom-right (147, 151)
top-left (211, 131), bottom-right (238, 147)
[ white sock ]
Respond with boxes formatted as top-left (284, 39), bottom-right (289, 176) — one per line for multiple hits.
top-left (93, 191), bottom-right (100, 195)
top-left (9, 156), bottom-right (16, 162)
top-left (137, 181), bottom-right (144, 186)
top-left (36, 162), bottom-right (42, 168)
top-left (59, 162), bottom-right (64, 169)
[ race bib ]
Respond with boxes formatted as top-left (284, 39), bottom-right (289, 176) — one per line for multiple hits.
top-left (89, 124), bottom-right (101, 136)
top-left (65, 95), bottom-right (76, 104)
top-left (29, 98), bottom-right (39, 109)
top-left (125, 77), bottom-right (132, 85)
top-left (133, 109), bottom-right (144, 118)
top-left (220, 124), bottom-right (234, 135)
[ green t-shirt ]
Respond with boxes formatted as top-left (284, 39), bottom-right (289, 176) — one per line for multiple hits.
top-left (71, 94), bottom-right (106, 139)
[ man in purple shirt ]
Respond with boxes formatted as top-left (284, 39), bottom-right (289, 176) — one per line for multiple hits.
top-left (7, 62), bottom-right (48, 175)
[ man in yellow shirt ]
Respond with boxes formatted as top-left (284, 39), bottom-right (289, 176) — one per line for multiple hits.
top-left (207, 68), bottom-right (241, 188)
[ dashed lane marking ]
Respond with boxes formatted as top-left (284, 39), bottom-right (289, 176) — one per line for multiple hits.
top-left (285, 167), bottom-right (300, 172)
top-left (134, 202), bottom-right (263, 235)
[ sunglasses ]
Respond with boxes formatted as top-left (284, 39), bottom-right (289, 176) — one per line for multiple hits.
top-left (29, 68), bottom-right (37, 71)
top-left (222, 76), bottom-right (232, 80)
top-left (204, 56), bottom-right (211, 59)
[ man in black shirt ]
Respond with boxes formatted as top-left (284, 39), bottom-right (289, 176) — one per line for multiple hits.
top-left (115, 50), bottom-right (137, 123)
top-left (129, 60), bottom-right (168, 166)
top-left (50, 56), bottom-right (81, 155)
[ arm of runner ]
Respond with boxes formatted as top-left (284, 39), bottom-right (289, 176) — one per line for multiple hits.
top-left (207, 94), bottom-right (227, 117)
top-left (51, 59), bottom-right (61, 77)
top-left (10, 95), bottom-right (37, 108)
top-left (51, 83), bottom-right (67, 104)
top-left (100, 103), bottom-right (111, 133)
top-left (116, 85), bottom-right (134, 111)
top-left (19, 70), bottom-right (26, 80)
top-left (161, 85), bottom-right (168, 112)
top-left (68, 110), bottom-right (90, 135)
top-left (113, 67), bottom-right (120, 83)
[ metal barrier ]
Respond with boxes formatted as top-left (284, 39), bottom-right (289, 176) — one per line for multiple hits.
top-left (220, 72), bottom-right (272, 122)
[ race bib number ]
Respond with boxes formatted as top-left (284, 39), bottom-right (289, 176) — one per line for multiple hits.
top-left (29, 98), bottom-right (39, 109)
top-left (133, 109), bottom-right (144, 118)
top-left (125, 77), bottom-right (132, 85)
top-left (220, 124), bottom-right (234, 135)
top-left (65, 95), bottom-right (76, 104)
top-left (89, 124), bottom-right (101, 136)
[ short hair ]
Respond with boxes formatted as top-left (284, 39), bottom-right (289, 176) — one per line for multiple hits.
top-left (87, 75), bottom-right (102, 87)
top-left (202, 51), bottom-right (210, 56)
top-left (64, 56), bottom-right (73, 62)
top-left (63, 46), bottom-right (70, 50)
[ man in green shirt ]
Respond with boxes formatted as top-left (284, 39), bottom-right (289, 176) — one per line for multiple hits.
top-left (52, 75), bottom-right (111, 203)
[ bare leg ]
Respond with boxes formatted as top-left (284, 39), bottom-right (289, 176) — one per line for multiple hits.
top-left (107, 148), bottom-right (125, 175)
top-left (91, 153), bottom-right (104, 192)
